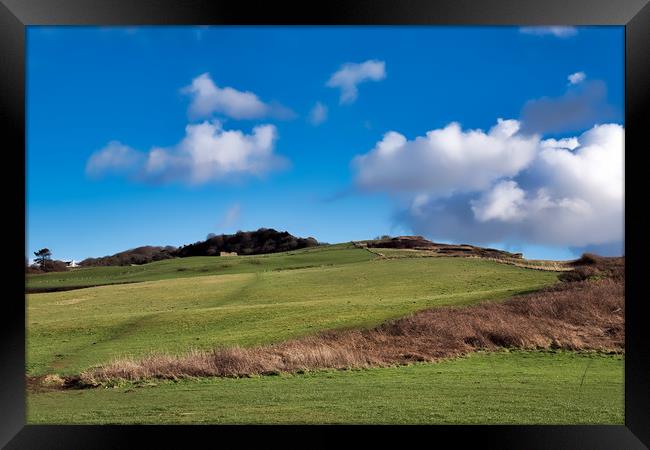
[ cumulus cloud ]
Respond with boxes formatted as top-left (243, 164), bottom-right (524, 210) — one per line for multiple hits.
top-left (352, 119), bottom-right (539, 195)
top-left (519, 26), bottom-right (578, 38)
top-left (471, 180), bottom-right (526, 222)
top-left (309, 102), bottom-right (328, 125)
top-left (568, 71), bottom-right (586, 85)
top-left (326, 60), bottom-right (386, 104)
top-left (520, 80), bottom-right (616, 134)
top-left (540, 136), bottom-right (579, 150)
top-left (536, 123), bottom-right (623, 204)
top-left (86, 141), bottom-right (144, 178)
top-left (396, 123), bottom-right (624, 249)
top-left (182, 73), bottom-right (294, 120)
top-left (86, 121), bottom-right (287, 185)
top-left (348, 73), bottom-right (622, 253)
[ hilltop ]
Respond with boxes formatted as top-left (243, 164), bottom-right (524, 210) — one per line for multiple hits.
top-left (174, 228), bottom-right (318, 258)
top-left (359, 235), bottom-right (524, 259)
top-left (79, 228), bottom-right (319, 267)
top-left (79, 245), bottom-right (177, 267)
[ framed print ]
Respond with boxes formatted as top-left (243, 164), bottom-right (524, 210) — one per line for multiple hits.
top-left (2, 0), bottom-right (649, 447)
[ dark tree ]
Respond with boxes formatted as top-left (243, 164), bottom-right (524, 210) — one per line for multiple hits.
top-left (33, 248), bottom-right (52, 268)
top-left (174, 228), bottom-right (319, 258)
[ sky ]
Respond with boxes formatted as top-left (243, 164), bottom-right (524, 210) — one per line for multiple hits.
top-left (26, 26), bottom-right (624, 262)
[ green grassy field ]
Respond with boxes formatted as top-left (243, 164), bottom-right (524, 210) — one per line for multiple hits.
top-left (27, 351), bottom-right (623, 424)
top-left (27, 244), bottom-right (624, 425)
top-left (27, 246), bottom-right (558, 375)
top-left (26, 244), bottom-right (373, 291)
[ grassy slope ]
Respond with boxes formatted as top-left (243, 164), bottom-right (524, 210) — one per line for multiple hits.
top-left (27, 247), bottom-right (557, 375)
top-left (27, 351), bottom-right (623, 424)
top-left (26, 244), bottom-right (371, 290)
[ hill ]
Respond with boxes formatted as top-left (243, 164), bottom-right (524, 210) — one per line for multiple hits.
top-left (78, 228), bottom-right (319, 267)
top-left (26, 245), bottom-right (557, 375)
top-left (174, 228), bottom-right (318, 258)
top-left (26, 244), bottom-right (366, 292)
top-left (26, 242), bottom-right (624, 425)
top-left (80, 246), bottom-right (177, 267)
top-left (361, 235), bottom-right (524, 259)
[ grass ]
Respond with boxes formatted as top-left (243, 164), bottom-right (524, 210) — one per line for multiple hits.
top-left (376, 248), bottom-right (574, 271)
top-left (26, 244), bottom-right (373, 291)
top-left (82, 278), bottom-right (622, 383)
top-left (27, 251), bottom-right (558, 376)
top-left (27, 351), bottom-right (624, 424)
top-left (27, 245), bottom-right (622, 425)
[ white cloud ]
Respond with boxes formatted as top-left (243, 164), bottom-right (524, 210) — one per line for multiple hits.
top-left (519, 26), bottom-right (578, 38)
top-left (352, 119), bottom-right (539, 195)
top-left (540, 137), bottom-right (579, 150)
top-left (309, 102), bottom-right (328, 125)
top-left (471, 180), bottom-right (526, 222)
top-left (182, 73), bottom-right (294, 120)
top-left (87, 121), bottom-right (288, 185)
top-left (398, 123), bottom-right (624, 249)
top-left (219, 203), bottom-right (241, 228)
top-left (326, 60), bottom-right (386, 104)
top-left (536, 123), bottom-right (624, 205)
top-left (86, 141), bottom-right (143, 178)
top-left (568, 71), bottom-right (586, 85)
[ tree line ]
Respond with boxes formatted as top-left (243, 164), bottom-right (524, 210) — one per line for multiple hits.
top-left (174, 228), bottom-right (318, 258)
top-left (28, 229), bottom-right (320, 271)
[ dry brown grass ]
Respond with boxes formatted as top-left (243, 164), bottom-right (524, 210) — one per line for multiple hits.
top-left (80, 277), bottom-right (624, 385)
top-left (560, 254), bottom-right (624, 282)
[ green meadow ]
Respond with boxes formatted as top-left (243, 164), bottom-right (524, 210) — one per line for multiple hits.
top-left (26, 244), bottom-right (623, 424)
top-left (28, 351), bottom-right (623, 424)
top-left (26, 244), bottom-right (373, 291)
top-left (27, 246), bottom-right (557, 375)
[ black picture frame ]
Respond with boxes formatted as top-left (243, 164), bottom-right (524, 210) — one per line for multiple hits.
top-left (2, 0), bottom-right (648, 447)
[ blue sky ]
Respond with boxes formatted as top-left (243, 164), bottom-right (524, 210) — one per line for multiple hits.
top-left (27, 26), bottom-right (624, 262)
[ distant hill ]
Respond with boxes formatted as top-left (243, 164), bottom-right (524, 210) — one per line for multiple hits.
top-left (174, 228), bottom-right (319, 258)
top-left (79, 229), bottom-right (319, 267)
top-left (70, 233), bottom-right (534, 268)
top-left (80, 246), bottom-right (177, 267)
top-left (360, 235), bottom-right (524, 259)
